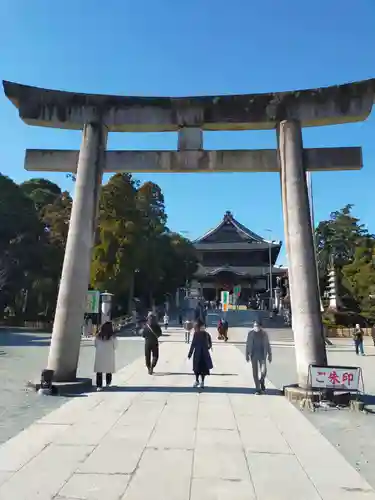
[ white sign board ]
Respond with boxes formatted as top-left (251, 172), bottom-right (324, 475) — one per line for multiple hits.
top-left (309, 365), bottom-right (361, 391)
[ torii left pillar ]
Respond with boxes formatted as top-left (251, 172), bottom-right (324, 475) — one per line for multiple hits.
top-left (46, 123), bottom-right (107, 382)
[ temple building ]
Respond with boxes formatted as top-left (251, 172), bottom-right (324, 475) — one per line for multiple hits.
top-left (190, 211), bottom-right (287, 307)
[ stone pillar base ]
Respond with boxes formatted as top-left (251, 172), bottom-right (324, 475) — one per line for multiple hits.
top-left (283, 384), bottom-right (363, 409)
top-left (27, 377), bottom-right (92, 396)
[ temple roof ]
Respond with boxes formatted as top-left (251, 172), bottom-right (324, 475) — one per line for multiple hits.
top-left (195, 263), bottom-right (287, 278)
top-left (204, 265), bottom-right (247, 277)
top-left (194, 211), bottom-right (281, 248)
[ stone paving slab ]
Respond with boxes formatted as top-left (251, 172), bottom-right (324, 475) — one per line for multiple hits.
top-left (0, 328), bottom-right (374, 499)
top-left (233, 325), bottom-right (375, 491)
top-left (0, 331), bottom-right (145, 446)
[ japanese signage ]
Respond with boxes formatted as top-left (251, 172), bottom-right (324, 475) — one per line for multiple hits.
top-left (309, 365), bottom-right (361, 391)
top-left (221, 291), bottom-right (229, 312)
top-left (86, 290), bottom-right (100, 314)
top-left (233, 285), bottom-right (241, 296)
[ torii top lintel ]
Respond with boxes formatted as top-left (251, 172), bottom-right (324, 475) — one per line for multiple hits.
top-left (3, 79), bottom-right (375, 132)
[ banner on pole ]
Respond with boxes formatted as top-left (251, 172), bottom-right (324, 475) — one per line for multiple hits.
top-left (86, 290), bottom-right (100, 314)
top-left (221, 291), bottom-right (229, 312)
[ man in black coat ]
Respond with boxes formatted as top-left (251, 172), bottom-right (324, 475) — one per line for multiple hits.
top-left (141, 312), bottom-right (162, 374)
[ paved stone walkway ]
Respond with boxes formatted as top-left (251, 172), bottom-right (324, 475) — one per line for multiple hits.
top-left (0, 330), bottom-right (374, 499)
top-left (0, 329), bottom-right (144, 445)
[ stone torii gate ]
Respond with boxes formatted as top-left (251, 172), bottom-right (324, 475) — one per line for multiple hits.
top-left (3, 79), bottom-right (374, 389)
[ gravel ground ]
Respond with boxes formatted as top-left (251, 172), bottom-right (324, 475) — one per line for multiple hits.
top-left (0, 328), bottom-right (144, 445)
top-left (236, 328), bottom-right (375, 490)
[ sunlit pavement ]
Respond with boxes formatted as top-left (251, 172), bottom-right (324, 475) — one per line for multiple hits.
top-left (0, 329), bottom-right (144, 445)
top-left (0, 327), bottom-right (373, 499)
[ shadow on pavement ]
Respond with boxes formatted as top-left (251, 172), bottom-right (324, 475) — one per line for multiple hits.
top-left (0, 330), bottom-right (51, 347)
top-left (54, 393), bottom-right (89, 399)
top-left (361, 394), bottom-right (375, 405)
top-left (326, 349), bottom-right (375, 356)
top-left (105, 385), bottom-right (282, 396)
top-left (154, 372), bottom-right (238, 377)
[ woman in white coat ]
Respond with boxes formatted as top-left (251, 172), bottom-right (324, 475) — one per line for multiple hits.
top-left (94, 321), bottom-right (118, 391)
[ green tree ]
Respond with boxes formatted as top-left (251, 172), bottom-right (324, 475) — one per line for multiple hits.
top-left (0, 174), bottom-right (44, 316)
top-left (341, 245), bottom-right (375, 322)
top-left (135, 182), bottom-right (168, 308)
top-left (20, 178), bottom-right (72, 319)
top-left (158, 232), bottom-right (198, 293)
top-left (316, 204), bottom-right (375, 321)
top-left (315, 204), bottom-right (369, 273)
top-left (42, 191), bottom-right (72, 246)
top-left (20, 178), bottom-right (62, 212)
top-left (91, 173), bottom-right (140, 303)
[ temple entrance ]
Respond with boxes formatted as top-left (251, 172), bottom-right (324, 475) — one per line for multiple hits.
top-left (4, 78), bottom-right (368, 387)
top-left (191, 211), bottom-right (286, 308)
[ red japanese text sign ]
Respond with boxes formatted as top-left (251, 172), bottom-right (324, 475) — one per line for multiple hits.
top-left (309, 365), bottom-right (361, 391)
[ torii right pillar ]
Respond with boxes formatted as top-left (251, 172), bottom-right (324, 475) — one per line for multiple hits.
top-left (278, 120), bottom-right (327, 388)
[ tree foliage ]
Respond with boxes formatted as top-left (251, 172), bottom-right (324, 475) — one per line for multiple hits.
top-left (0, 174), bottom-right (44, 313)
top-left (91, 174), bottom-right (198, 313)
top-left (315, 204), bottom-right (375, 323)
top-left (1, 170), bottom-right (198, 322)
top-left (315, 204), bottom-right (368, 271)
top-left (0, 173), bottom-right (197, 319)
top-left (341, 246), bottom-right (375, 321)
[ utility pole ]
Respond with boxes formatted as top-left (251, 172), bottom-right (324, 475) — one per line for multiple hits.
top-left (306, 172), bottom-right (324, 313)
top-left (265, 229), bottom-right (273, 315)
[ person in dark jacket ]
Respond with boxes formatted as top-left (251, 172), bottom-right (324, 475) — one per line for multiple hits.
top-left (141, 312), bottom-right (162, 374)
top-left (221, 318), bottom-right (229, 341)
top-left (188, 319), bottom-right (213, 388)
top-left (217, 318), bottom-right (229, 341)
top-left (245, 320), bottom-right (272, 395)
top-left (217, 319), bottom-right (224, 340)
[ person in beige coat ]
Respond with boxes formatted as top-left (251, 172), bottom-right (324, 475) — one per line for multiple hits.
top-left (94, 321), bottom-right (118, 391)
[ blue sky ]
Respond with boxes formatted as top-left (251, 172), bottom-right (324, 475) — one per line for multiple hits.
top-left (1, 0), bottom-right (374, 265)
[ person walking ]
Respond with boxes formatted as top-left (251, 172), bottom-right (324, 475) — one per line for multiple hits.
top-left (222, 318), bottom-right (229, 342)
top-left (163, 312), bottom-right (169, 331)
top-left (94, 320), bottom-right (118, 391)
top-left (188, 319), bottom-right (213, 389)
top-left (353, 323), bottom-right (365, 355)
top-left (371, 324), bottom-right (375, 347)
top-left (217, 318), bottom-right (229, 341)
top-left (245, 320), bottom-right (272, 395)
top-left (184, 319), bottom-right (194, 344)
top-left (217, 318), bottom-right (224, 340)
top-left (141, 312), bottom-right (162, 374)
